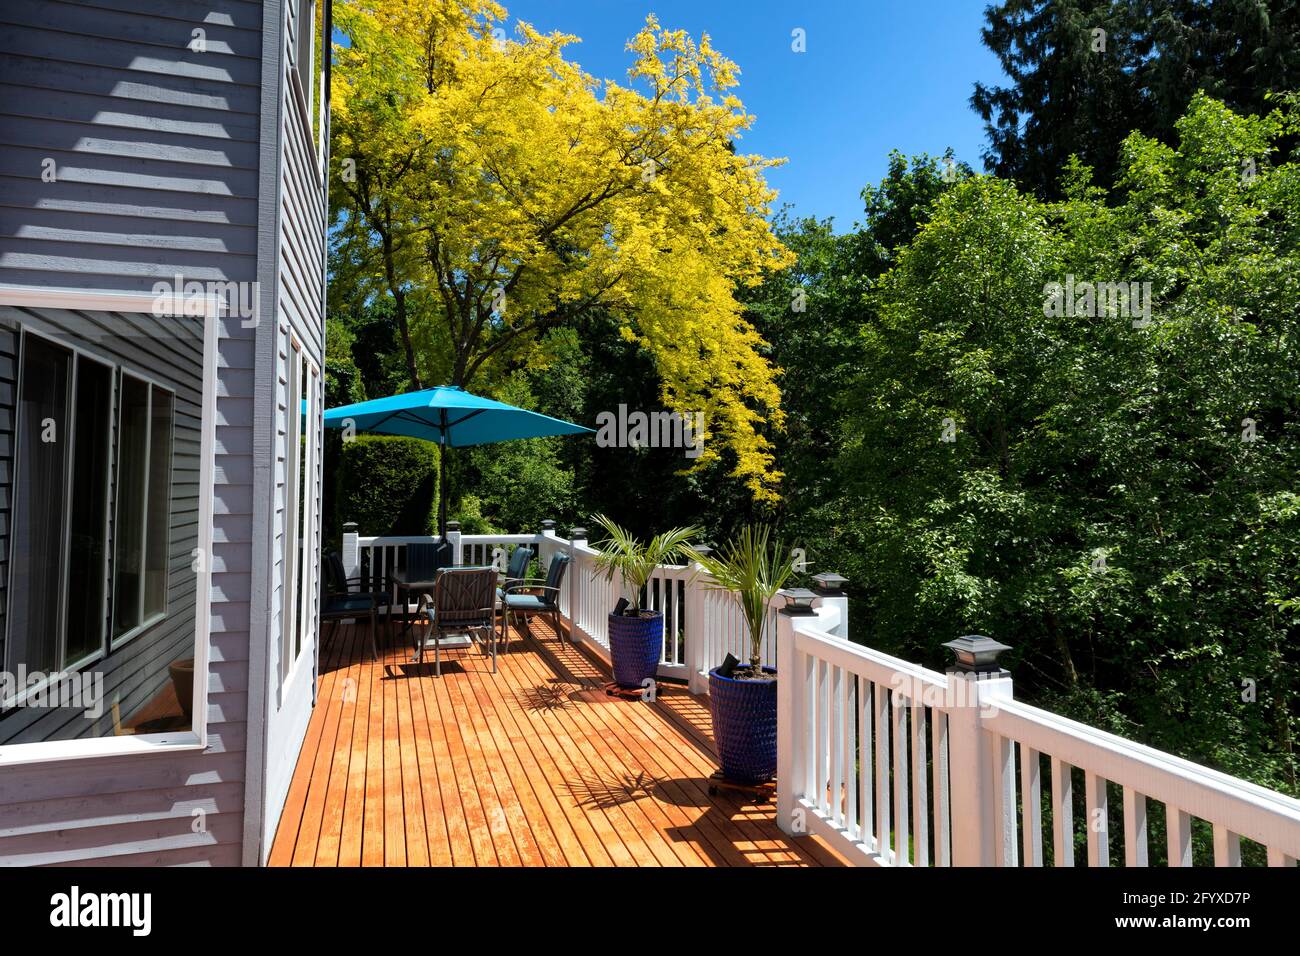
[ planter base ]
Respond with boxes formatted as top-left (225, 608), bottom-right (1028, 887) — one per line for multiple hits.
top-left (602, 680), bottom-right (652, 701)
top-left (706, 771), bottom-right (775, 805)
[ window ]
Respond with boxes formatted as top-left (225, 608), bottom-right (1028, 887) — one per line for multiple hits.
top-left (9, 336), bottom-right (72, 674)
top-left (65, 358), bottom-right (113, 665)
top-left (282, 344), bottom-right (320, 684)
top-left (0, 293), bottom-right (213, 759)
top-left (7, 335), bottom-right (113, 678)
top-left (111, 375), bottom-right (175, 643)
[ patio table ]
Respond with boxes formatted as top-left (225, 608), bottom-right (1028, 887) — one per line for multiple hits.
top-left (389, 566), bottom-right (499, 652)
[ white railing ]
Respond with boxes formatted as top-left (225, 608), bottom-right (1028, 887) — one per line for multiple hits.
top-left (532, 530), bottom-right (827, 689)
top-left (344, 529), bottom-right (539, 613)
top-left (775, 611), bottom-right (1300, 868)
top-left (341, 526), bottom-right (846, 688)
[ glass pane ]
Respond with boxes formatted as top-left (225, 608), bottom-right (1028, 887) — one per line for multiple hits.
top-left (64, 359), bottom-right (113, 664)
top-left (144, 386), bottom-right (174, 618)
top-left (8, 337), bottom-right (71, 675)
top-left (112, 375), bottom-right (149, 639)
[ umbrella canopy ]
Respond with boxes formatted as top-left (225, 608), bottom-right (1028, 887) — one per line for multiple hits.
top-left (324, 385), bottom-right (592, 535)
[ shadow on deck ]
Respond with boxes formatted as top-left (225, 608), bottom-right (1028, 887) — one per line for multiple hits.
top-left (269, 616), bottom-right (845, 866)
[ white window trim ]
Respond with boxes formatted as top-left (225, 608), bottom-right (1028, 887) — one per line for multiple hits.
top-left (280, 338), bottom-right (320, 696)
top-left (0, 285), bottom-right (219, 767)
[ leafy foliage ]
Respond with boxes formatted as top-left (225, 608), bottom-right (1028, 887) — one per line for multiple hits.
top-left (972, 0), bottom-right (1300, 196)
top-left (832, 95), bottom-right (1300, 792)
top-left (335, 435), bottom-right (440, 538)
top-left (330, 0), bottom-right (794, 501)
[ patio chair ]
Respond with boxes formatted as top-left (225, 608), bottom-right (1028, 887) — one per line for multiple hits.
top-left (495, 545), bottom-right (535, 602)
top-left (388, 540), bottom-right (454, 631)
top-left (500, 551), bottom-right (570, 651)
top-left (321, 552), bottom-right (380, 661)
top-left (413, 566), bottom-right (499, 677)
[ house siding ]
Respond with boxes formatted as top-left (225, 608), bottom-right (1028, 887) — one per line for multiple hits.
top-left (0, 0), bottom-right (284, 866)
top-left (257, 0), bottom-right (327, 858)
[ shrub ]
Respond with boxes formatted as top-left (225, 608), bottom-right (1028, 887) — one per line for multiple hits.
top-left (334, 435), bottom-right (439, 538)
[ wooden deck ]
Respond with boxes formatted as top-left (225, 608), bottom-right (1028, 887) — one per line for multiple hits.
top-left (269, 616), bottom-right (845, 866)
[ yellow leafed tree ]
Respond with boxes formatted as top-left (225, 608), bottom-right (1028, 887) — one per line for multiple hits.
top-left (330, 0), bottom-right (793, 502)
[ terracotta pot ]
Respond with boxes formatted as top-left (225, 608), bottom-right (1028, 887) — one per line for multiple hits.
top-left (169, 658), bottom-right (195, 719)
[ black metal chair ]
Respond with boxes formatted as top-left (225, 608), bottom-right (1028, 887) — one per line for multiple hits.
top-left (387, 541), bottom-right (455, 632)
top-left (500, 551), bottom-right (570, 651)
top-left (413, 566), bottom-right (499, 676)
top-left (495, 545), bottom-right (535, 602)
top-left (321, 551), bottom-right (380, 660)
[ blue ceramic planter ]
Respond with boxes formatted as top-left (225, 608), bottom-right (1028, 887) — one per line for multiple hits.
top-left (609, 611), bottom-right (663, 688)
top-left (708, 666), bottom-right (778, 785)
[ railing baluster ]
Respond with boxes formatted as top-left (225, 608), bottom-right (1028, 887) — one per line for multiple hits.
top-left (875, 681), bottom-right (891, 863)
top-left (1122, 787), bottom-right (1147, 867)
top-left (803, 652), bottom-right (816, 799)
top-left (815, 659), bottom-right (828, 814)
top-left (1212, 825), bottom-right (1241, 867)
top-left (851, 675), bottom-right (864, 843)
top-left (994, 734), bottom-right (1017, 866)
top-left (932, 710), bottom-right (949, 866)
top-left (1085, 771), bottom-right (1109, 867)
top-left (891, 690), bottom-right (908, 866)
top-left (912, 702), bottom-right (928, 866)
top-left (1021, 746), bottom-right (1043, 866)
top-left (830, 666), bottom-right (844, 827)
top-left (1167, 807), bottom-right (1192, 867)
top-left (1051, 756), bottom-right (1074, 867)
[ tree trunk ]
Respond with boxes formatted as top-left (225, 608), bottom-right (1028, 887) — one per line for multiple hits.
top-left (392, 288), bottom-right (422, 391)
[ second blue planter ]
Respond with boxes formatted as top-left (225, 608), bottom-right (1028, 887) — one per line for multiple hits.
top-left (608, 611), bottom-right (663, 688)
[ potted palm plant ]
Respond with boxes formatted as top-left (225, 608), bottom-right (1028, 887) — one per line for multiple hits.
top-left (590, 514), bottom-right (700, 689)
top-left (694, 524), bottom-right (798, 785)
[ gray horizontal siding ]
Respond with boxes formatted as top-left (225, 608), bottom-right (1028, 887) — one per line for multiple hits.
top-left (0, 0), bottom-right (262, 292)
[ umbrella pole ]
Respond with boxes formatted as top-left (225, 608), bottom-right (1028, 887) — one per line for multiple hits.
top-left (438, 412), bottom-right (448, 540)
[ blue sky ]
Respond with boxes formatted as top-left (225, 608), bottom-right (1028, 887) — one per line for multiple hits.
top-left (504, 0), bottom-right (1006, 232)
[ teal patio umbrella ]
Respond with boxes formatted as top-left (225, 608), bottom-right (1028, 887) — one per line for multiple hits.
top-left (323, 385), bottom-right (592, 537)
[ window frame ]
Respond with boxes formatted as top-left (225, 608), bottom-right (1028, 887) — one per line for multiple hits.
top-left (110, 370), bottom-right (177, 650)
top-left (281, 338), bottom-right (320, 691)
top-left (0, 286), bottom-right (218, 767)
top-left (3, 331), bottom-right (116, 694)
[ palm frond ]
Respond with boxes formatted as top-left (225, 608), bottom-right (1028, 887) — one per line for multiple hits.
top-left (589, 514), bottom-right (701, 613)
top-left (694, 524), bottom-right (799, 666)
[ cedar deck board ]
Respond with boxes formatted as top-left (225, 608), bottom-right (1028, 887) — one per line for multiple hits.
top-left (269, 619), bottom-right (845, 867)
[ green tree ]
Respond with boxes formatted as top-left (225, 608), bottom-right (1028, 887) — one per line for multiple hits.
top-left (836, 95), bottom-right (1300, 793)
top-left (972, 0), bottom-right (1300, 197)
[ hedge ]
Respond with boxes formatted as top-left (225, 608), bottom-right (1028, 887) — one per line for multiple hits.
top-left (333, 435), bottom-right (439, 539)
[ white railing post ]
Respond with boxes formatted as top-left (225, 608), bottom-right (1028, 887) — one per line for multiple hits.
top-left (569, 526), bottom-right (586, 641)
top-left (342, 522), bottom-right (360, 583)
top-left (446, 520), bottom-right (463, 565)
top-left (685, 544), bottom-right (712, 695)
top-left (811, 572), bottom-right (849, 641)
top-left (776, 601), bottom-right (810, 838)
top-left (943, 635), bottom-right (1013, 866)
top-left (539, 519), bottom-right (555, 554)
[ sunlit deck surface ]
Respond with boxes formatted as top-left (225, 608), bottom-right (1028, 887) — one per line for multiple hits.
top-left (270, 618), bottom-right (846, 866)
